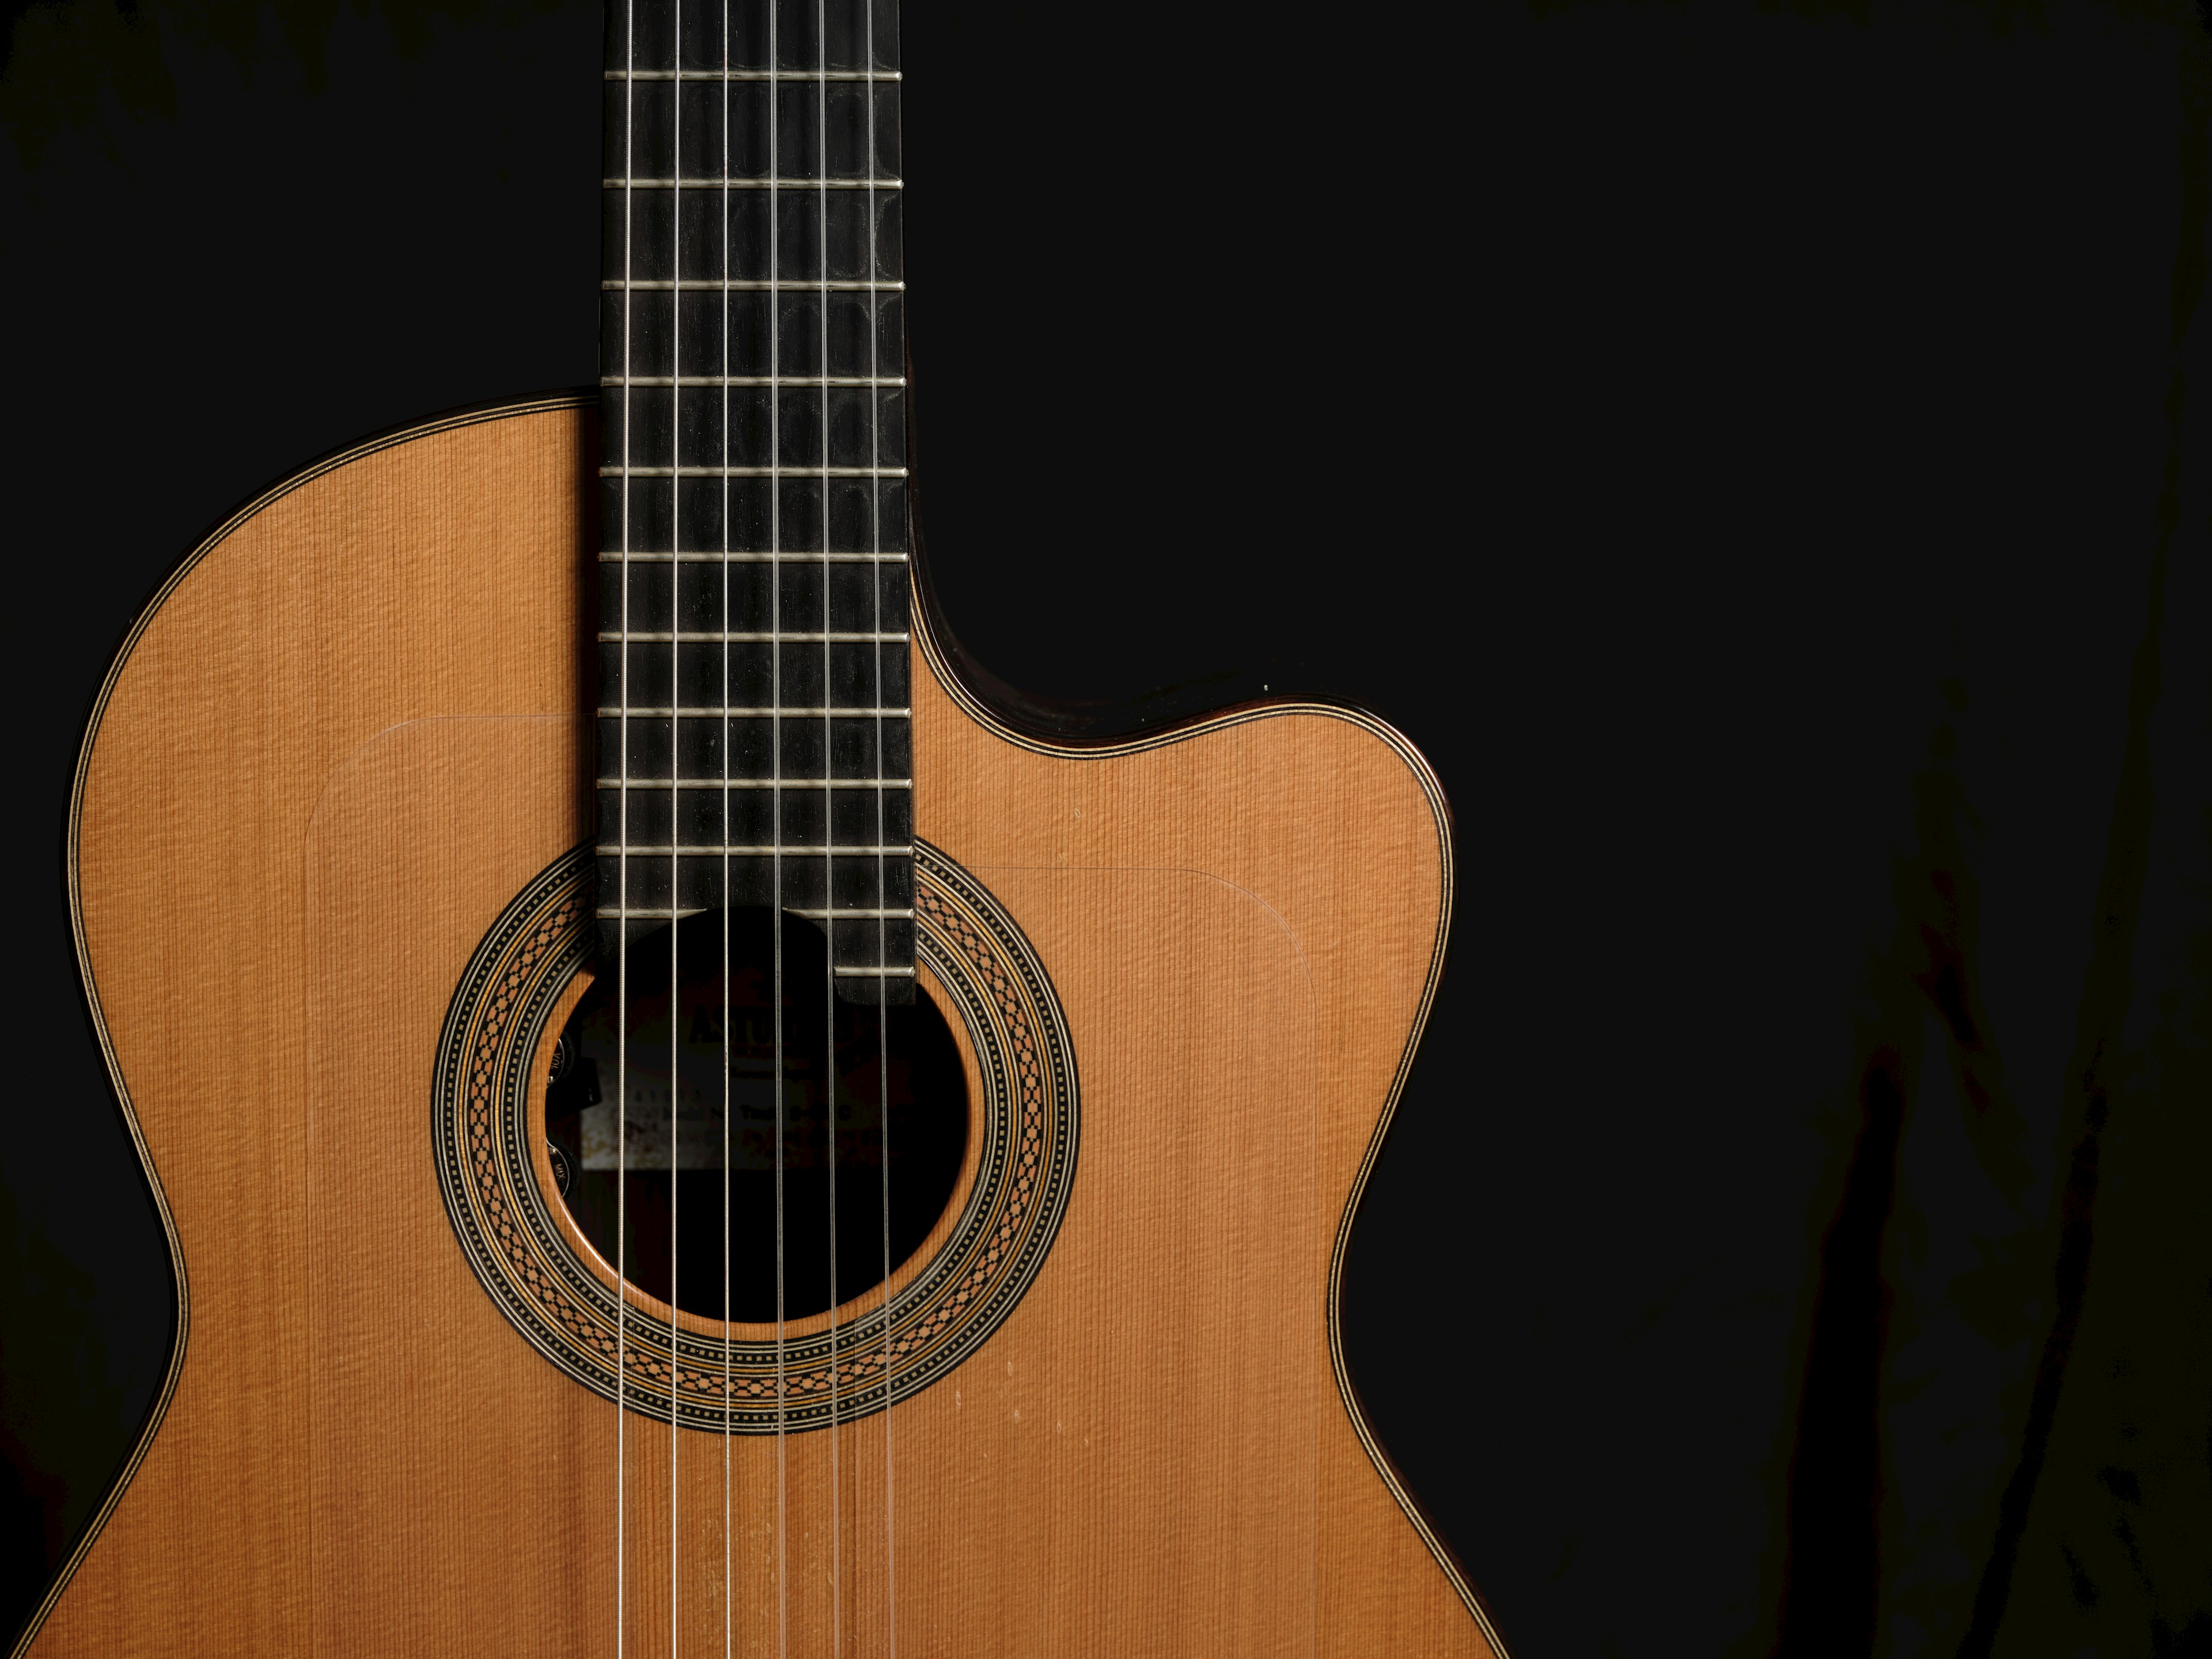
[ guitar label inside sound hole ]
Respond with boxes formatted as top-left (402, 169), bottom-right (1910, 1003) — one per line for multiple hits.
top-left (545, 906), bottom-right (968, 1322)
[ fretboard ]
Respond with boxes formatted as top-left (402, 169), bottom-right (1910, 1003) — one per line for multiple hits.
top-left (597, 0), bottom-right (911, 1002)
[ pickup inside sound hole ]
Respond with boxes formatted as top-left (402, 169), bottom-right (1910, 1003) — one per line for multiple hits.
top-left (544, 906), bottom-right (968, 1323)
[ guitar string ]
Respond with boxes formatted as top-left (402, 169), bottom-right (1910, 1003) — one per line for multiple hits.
top-left (616, 0), bottom-right (637, 1644)
top-left (865, 0), bottom-right (896, 1643)
top-left (668, 3), bottom-right (684, 1644)
top-left (719, 0), bottom-right (735, 1645)
top-left (609, 12), bottom-right (911, 1649)
top-left (769, 0), bottom-right (790, 1643)
top-left (816, 1), bottom-right (843, 1648)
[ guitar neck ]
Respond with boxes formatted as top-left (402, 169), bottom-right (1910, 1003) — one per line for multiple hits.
top-left (595, 0), bottom-right (914, 1003)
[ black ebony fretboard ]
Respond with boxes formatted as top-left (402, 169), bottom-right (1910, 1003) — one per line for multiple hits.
top-left (597, 0), bottom-right (911, 1001)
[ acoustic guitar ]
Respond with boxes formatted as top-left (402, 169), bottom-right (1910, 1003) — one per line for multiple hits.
top-left (31, 0), bottom-right (1502, 1651)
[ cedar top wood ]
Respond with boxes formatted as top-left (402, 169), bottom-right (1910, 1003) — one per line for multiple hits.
top-left (43, 402), bottom-right (1502, 1658)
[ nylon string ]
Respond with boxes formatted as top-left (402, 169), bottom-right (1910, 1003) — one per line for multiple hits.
top-left (768, 0), bottom-right (790, 1645)
top-left (719, 0), bottom-right (736, 1647)
top-left (616, 9), bottom-right (916, 1650)
top-left (816, 3), bottom-right (843, 1647)
top-left (615, 0), bottom-right (637, 1645)
top-left (864, 0), bottom-right (897, 1643)
top-left (666, 10), bottom-right (685, 1647)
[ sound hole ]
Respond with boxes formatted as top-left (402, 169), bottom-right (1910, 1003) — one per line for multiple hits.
top-left (543, 907), bottom-right (968, 1322)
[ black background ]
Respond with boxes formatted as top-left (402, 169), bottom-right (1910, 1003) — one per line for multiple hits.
top-left (5, 1), bottom-right (2212, 1654)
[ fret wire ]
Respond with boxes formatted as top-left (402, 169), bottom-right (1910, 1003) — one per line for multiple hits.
top-left (603, 69), bottom-right (902, 81)
top-left (595, 778), bottom-right (914, 789)
top-left (597, 705), bottom-right (914, 715)
top-left (603, 279), bottom-right (905, 291)
top-left (604, 177), bottom-right (903, 190)
top-left (597, 844), bottom-right (911, 855)
top-left (598, 552), bottom-right (908, 563)
top-left (600, 376), bottom-right (906, 387)
top-left (599, 630), bottom-right (910, 641)
top-left (590, 908), bottom-right (921, 959)
top-left (600, 465), bottom-right (907, 477)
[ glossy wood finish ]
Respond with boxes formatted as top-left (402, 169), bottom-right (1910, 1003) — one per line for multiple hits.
top-left (40, 402), bottom-right (1500, 1657)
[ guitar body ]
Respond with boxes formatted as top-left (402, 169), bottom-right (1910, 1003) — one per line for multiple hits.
top-left (39, 399), bottom-right (1497, 1657)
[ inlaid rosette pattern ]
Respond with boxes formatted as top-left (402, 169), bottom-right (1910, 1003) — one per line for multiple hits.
top-left (432, 839), bottom-right (1078, 1430)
